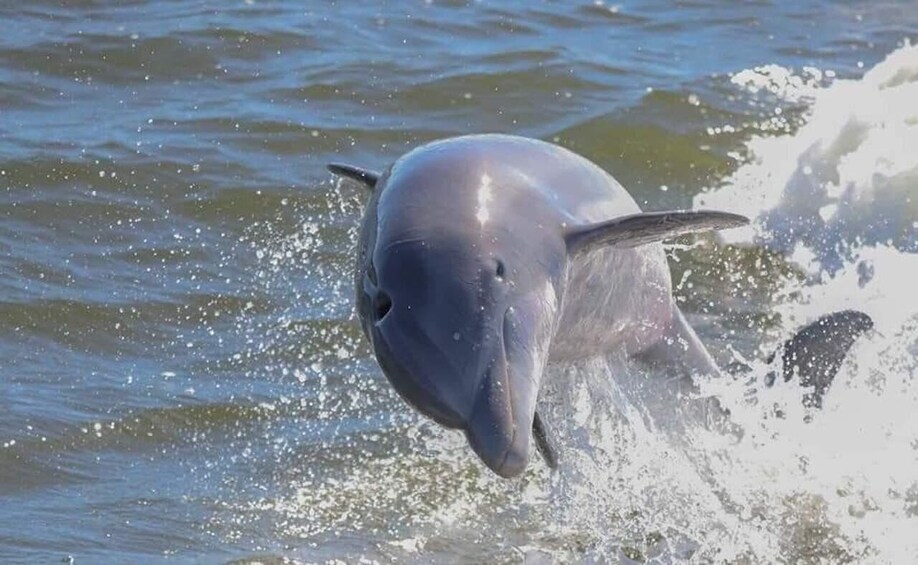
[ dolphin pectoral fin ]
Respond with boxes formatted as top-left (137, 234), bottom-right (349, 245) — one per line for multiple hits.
top-left (532, 411), bottom-right (558, 469)
top-left (327, 163), bottom-right (380, 189)
top-left (564, 210), bottom-right (748, 255)
top-left (767, 310), bottom-right (873, 408)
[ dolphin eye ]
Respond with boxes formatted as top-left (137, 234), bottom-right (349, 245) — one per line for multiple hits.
top-left (374, 290), bottom-right (392, 321)
top-left (495, 259), bottom-right (506, 280)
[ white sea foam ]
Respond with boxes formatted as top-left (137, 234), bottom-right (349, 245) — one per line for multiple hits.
top-left (696, 41), bottom-right (918, 271)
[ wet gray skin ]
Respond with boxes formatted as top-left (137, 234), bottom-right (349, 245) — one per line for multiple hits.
top-left (331, 134), bottom-right (750, 478)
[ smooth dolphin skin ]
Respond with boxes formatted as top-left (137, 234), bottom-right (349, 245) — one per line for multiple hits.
top-left (329, 134), bottom-right (751, 478)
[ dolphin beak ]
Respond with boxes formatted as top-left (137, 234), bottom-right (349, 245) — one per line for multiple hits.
top-left (464, 355), bottom-right (537, 478)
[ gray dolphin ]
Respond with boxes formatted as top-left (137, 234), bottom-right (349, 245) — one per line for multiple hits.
top-left (328, 134), bottom-right (870, 478)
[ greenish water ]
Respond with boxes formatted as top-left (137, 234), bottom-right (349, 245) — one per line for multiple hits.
top-left (1, 2), bottom-right (916, 563)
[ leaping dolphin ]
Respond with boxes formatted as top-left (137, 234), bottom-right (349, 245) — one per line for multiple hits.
top-left (328, 134), bottom-right (871, 478)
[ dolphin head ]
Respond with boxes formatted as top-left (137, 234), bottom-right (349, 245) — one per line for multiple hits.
top-left (353, 148), bottom-right (566, 478)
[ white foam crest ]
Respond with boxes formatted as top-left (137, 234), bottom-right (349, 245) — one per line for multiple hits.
top-left (730, 63), bottom-right (827, 103)
top-left (696, 41), bottom-right (918, 271)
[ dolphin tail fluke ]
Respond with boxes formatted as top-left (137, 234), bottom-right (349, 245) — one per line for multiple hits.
top-left (768, 310), bottom-right (874, 407)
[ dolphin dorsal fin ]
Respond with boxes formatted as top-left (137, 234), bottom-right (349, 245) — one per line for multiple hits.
top-left (767, 309), bottom-right (873, 408)
top-left (564, 210), bottom-right (749, 255)
top-left (327, 163), bottom-right (380, 190)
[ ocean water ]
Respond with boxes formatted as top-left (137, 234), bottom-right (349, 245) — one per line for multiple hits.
top-left (0, 2), bottom-right (916, 563)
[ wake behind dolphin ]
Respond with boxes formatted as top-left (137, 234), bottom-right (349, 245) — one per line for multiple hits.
top-left (329, 134), bottom-right (871, 478)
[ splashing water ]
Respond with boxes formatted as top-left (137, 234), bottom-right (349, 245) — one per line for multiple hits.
top-left (231, 44), bottom-right (917, 564)
top-left (673, 42), bottom-right (918, 562)
top-left (697, 41), bottom-right (918, 270)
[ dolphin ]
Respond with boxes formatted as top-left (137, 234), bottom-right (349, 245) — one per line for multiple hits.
top-left (328, 134), bottom-right (871, 478)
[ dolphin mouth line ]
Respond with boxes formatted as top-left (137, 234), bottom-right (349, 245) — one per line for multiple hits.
top-left (500, 307), bottom-right (517, 459)
top-left (467, 310), bottom-right (521, 477)
top-left (496, 422), bottom-right (518, 476)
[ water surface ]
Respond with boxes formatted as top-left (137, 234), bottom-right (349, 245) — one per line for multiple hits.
top-left (1, 2), bottom-right (916, 563)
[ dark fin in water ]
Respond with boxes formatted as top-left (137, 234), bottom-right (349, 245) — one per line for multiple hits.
top-left (532, 411), bottom-right (558, 470)
top-left (327, 163), bottom-right (379, 189)
top-left (767, 310), bottom-right (874, 408)
top-left (564, 210), bottom-right (748, 256)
